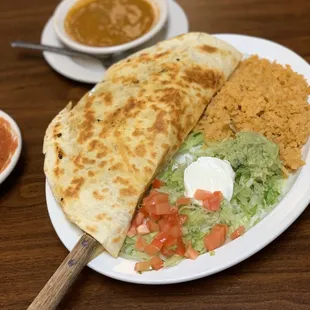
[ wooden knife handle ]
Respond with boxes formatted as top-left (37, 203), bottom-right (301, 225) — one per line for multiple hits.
top-left (28, 233), bottom-right (99, 310)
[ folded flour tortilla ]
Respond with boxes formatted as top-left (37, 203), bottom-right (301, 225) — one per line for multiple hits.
top-left (43, 33), bottom-right (242, 257)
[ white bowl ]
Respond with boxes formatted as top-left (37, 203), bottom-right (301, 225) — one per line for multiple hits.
top-left (53, 0), bottom-right (169, 56)
top-left (0, 110), bottom-right (22, 185)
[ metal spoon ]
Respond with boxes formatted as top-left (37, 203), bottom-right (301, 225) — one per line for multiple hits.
top-left (11, 41), bottom-right (112, 64)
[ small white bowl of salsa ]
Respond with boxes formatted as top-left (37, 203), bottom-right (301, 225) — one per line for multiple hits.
top-left (0, 111), bottom-right (22, 185)
top-left (53, 0), bottom-right (169, 56)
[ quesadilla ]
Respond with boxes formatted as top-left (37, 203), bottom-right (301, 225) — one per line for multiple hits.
top-left (43, 32), bottom-right (242, 257)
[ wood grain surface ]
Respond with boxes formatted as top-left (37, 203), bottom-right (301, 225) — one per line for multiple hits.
top-left (0, 0), bottom-right (309, 309)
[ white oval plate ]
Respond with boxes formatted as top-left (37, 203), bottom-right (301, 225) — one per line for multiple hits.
top-left (46, 34), bottom-right (310, 284)
top-left (40, 0), bottom-right (189, 84)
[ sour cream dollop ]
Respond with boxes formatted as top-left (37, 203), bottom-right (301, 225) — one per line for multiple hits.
top-left (184, 157), bottom-right (235, 201)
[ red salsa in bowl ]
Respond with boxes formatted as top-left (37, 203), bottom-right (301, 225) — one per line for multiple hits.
top-left (0, 117), bottom-right (18, 174)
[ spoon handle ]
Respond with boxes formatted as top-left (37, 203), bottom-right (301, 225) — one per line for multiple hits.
top-left (27, 233), bottom-right (99, 310)
top-left (11, 41), bottom-right (99, 60)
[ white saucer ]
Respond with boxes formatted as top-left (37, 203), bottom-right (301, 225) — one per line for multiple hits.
top-left (40, 0), bottom-right (189, 84)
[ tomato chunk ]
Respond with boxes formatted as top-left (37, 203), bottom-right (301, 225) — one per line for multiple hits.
top-left (204, 224), bottom-right (228, 251)
top-left (154, 203), bottom-right (176, 215)
top-left (127, 225), bottom-right (137, 238)
top-left (231, 226), bottom-right (245, 240)
top-left (145, 193), bottom-right (169, 208)
top-left (143, 191), bottom-right (159, 207)
top-left (152, 178), bottom-right (164, 189)
top-left (135, 261), bottom-right (151, 272)
top-left (145, 244), bottom-right (160, 256)
top-left (202, 191), bottom-right (223, 211)
top-left (137, 224), bottom-right (150, 235)
top-left (148, 212), bottom-right (161, 222)
top-left (146, 220), bottom-right (159, 232)
top-left (163, 236), bottom-right (177, 248)
top-left (158, 219), bottom-right (171, 233)
top-left (176, 197), bottom-right (191, 207)
top-left (194, 189), bottom-right (213, 201)
top-left (139, 206), bottom-right (149, 216)
top-left (150, 232), bottom-right (169, 250)
top-left (169, 225), bottom-right (182, 238)
top-left (134, 212), bottom-right (145, 226)
top-left (160, 236), bottom-right (177, 257)
top-left (135, 236), bottom-right (147, 252)
top-left (164, 214), bottom-right (179, 226)
top-left (150, 256), bottom-right (164, 270)
top-left (214, 191), bottom-right (224, 200)
top-left (184, 241), bottom-right (199, 260)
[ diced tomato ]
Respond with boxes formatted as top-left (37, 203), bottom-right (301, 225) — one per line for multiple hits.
top-left (145, 193), bottom-right (169, 208)
top-left (153, 193), bottom-right (169, 204)
top-left (144, 194), bottom-right (171, 220)
top-left (144, 244), bottom-right (160, 256)
top-left (203, 197), bottom-right (220, 211)
top-left (146, 220), bottom-right (159, 232)
top-left (135, 236), bottom-right (147, 252)
top-left (175, 238), bottom-right (185, 256)
top-left (184, 241), bottom-right (199, 260)
top-left (134, 212), bottom-right (145, 226)
top-left (176, 197), bottom-right (191, 207)
top-left (152, 178), bottom-right (164, 189)
top-left (163, 214), bottom-right (179, 226)
top-left (161, 246), bottom-right (175, 257)
top-left (202, 199), bottom-right (210, 209)
top-left (148, 212), bottom-right (161, 222)
top-left (158, 219), bottom-right (171, 233)
top-left (231, 226), bottom-right (245, 240)
top-left (154, 231), bottom-right (170, 243)
top-left (160, 236), bottom-right (177, 257)
top-left (139, 206), bottom-right (149, 216)
top-left (169, 206), bottom-right (178, 214)
top-left (204, 224), bottom-right (228, 251)
top-left (202, 191), bottom-right (223, 211)
top-left (153, 202), bottom-right (175, 215)
top-left (142, 190), bottom-right (159, 206)
top-left (135, 256), bottom-right (164, 272)
top-left (135, 260), bottom-right (151, 272)
top-left (142, 197), bottom-right (162, 222)
top-left (151, 232), bottom-right (169, 249)
top-left (214, 191), bottom-right (223, 200)
top-left (150, 256), bottom-right (164, 270)
top-left (143, 198), bottom-right (155, 211)
top-left (137, 224), bottom-right (150, 235)
top-left (194, 189), bottom-right (213, 201)
top-left (127, 225), bottom-right (137, 237)
top-left (163, 236), bottom-right (177, 248)
top-left (169, 225), bottom-right (182, 238)
top-left (179, 214), bottom-right (188, 225)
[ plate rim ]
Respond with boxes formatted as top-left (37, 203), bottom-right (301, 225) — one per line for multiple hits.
top-left (45, 33), bottom-right (310, 284)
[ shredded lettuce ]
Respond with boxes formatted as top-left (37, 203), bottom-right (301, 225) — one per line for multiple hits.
top-left (177, 131), bottom-right (205, 153)
top-left (180, 205), bottom-right (220, 253)
top-left (121, 131), bottom-right (285, 266)
top-left (119, 232), bottom-right (158, 262)
top-left (201, 132), bottom-right (284, 232)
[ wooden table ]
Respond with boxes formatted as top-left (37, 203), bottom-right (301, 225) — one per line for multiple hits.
top-left (1, 0), bottom-right (310, 309)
